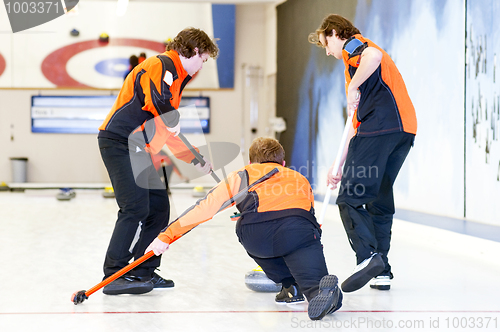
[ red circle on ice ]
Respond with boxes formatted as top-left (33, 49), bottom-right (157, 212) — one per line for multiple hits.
top-left (0, 53), bottom-right (6, 77)
top-left (41, 38), bottom-right (165, 88)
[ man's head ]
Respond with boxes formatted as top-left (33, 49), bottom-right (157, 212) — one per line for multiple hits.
top-left (249, 137), bottom-right (285, 165)
top-left (166, 27), bottom-right (219, 76)
top-left (308, 14), bottom-right (360, 59)
top-left (129, 55), bottom-right (139, 67)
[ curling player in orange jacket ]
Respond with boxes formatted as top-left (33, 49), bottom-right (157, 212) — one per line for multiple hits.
top-left (146, 137), bottom-right (343, 320)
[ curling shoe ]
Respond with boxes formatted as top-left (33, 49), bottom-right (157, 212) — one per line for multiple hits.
top-left (103, 275), bottom-right (154, 295)
top-left (308, 275), bottom-right (343, 320)
top-left (137, 272), bottom-right (174, 288)
top-left (275, 283), bottom-right (305, 304)
top-left (341, 253), bottom-right (385, 293)
top-left (150, 272), bottom-right (174, 288)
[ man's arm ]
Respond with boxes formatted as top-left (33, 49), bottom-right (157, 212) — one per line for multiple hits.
top-left (346, 47), bottom-right (383, 115)
top-left (145, 171), bottom-right (242, 254)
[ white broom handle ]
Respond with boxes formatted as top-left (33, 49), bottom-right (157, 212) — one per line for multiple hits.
top-left (317, 112), bottom-right (355, 225)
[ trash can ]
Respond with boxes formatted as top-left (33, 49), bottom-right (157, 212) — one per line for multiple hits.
top-left (10, 157), bottom-right (28, 183)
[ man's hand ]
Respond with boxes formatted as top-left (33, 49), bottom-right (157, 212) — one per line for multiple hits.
top-left (326, 161), bottom-right (342, 189)
top-left (347, 89), bottom-right (360, 116)
top-left (195, 157), bottom-right (213, 174)
top-left (146, 237), bottom-right (170, 256)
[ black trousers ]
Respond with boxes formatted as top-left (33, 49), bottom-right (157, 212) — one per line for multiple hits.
top-left (98, 137), bottom-right (170, 278)
top-left (236, 217), bottom-right (328, 301)
top-left (336, 132), bottom-right (414, 276)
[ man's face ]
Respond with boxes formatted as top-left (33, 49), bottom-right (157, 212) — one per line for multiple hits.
top-left (320, 31), bottom-right (344, 60)
top-left (184, 50), bottom-right (210, 76)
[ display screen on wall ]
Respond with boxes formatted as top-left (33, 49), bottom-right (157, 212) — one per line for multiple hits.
top-left (178, 96), bottom-right (210, 134)
top-left (31, 95), bottom-right (115, 134)
top-left (31, 95), bottom-right (210, 134)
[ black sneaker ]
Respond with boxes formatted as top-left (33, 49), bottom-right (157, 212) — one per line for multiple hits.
top-left (308, 275), bottom-right (343, 320)
top-left (102, 275), bottom-right (154, 295)
top-left (341, 253), bottom-right (385, 293)
top-left (275, 283), bottom-right (305, 304)
top-left (151, 272), bottom-right (174, 288)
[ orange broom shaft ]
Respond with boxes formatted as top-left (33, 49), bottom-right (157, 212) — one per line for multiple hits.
top-left (85, 236), bottom-right (183, 297)
top-left (82, 167), bottom-right (279, 298)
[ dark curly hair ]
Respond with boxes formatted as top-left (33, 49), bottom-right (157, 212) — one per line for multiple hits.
top-left (308, 14), bottom-right (360, 47)
top-left (166, 27), bottom-right (219, 59)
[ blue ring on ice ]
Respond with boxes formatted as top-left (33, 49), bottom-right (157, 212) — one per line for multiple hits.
top-left (94, 58), bottom-right (129, 77)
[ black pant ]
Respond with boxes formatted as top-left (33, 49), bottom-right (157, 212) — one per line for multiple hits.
top-left (236, 217), bottom-right (328, 301)
top-left (336, 132), bottom-right (414, 276)
top-left (98, 137), bottom-right (170, 278)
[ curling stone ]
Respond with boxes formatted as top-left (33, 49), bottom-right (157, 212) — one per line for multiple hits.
top-left (244, 266), bottom-right (281, 292)
top-left (56, 188), bottom-right (76, 201)
top-left (98, 33), bottom-right (109, 43)
top-left (0, 181), bottom-right (9, 191)
top-left (192, 186), bottom-right (206, 197)
top-left (102, 186), bottom-right (115, 198)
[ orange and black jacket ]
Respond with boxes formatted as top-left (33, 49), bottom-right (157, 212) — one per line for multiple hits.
top-left (98, 50), bottom-right (197, 163)
top-left (342, 34), bottom-right (417, 137)
top-left (157, 162), bottom-right (319, 245)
